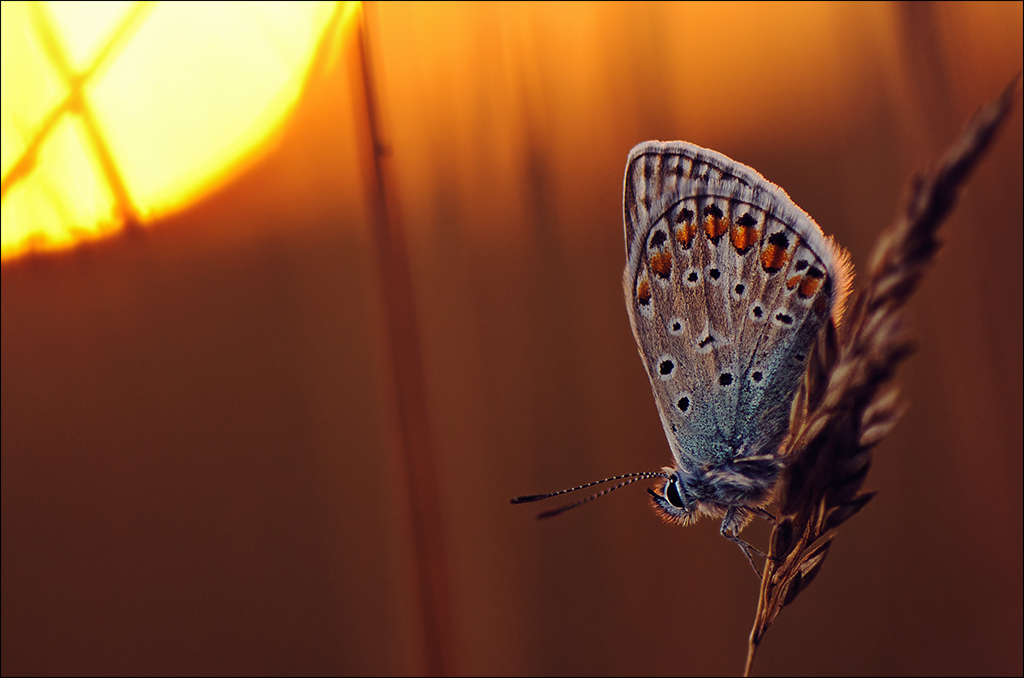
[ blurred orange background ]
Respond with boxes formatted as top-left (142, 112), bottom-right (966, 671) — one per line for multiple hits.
top-left (2, 1), bottom-right (1021, 675)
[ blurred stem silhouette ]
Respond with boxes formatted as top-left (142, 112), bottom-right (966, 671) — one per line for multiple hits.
top-left (743, 74), bottom-right (1021, 677)
top-left (351, 3), bottom-right (456, 675)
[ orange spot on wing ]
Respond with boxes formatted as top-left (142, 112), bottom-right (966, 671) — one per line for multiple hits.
top-left (676, 221), bottom-right (697, 248)
top-left (650, 251), bottom-right (673, 278)
top-left (798, 276), bottom-right (822, 297)
top-left (730, 224), bottom-right (759, 253)
top-left (787, 275), bottom-right (801, 290)
top-left (637, 278), bottom-right (652, 305)
top-left (704, 216), bottom-right (729, 242)
top-left (760, 245), bottom-right (789, 273)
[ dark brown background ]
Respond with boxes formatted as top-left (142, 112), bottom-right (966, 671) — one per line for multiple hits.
top-left (3, 2), bottom-right (1021, 675)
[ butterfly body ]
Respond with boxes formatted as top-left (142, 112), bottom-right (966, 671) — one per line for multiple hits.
top-left (623, 141), bottom-right (851, 540)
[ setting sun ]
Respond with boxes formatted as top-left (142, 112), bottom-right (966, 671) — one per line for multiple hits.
top-left (0, 0), bottom-right (352, 260)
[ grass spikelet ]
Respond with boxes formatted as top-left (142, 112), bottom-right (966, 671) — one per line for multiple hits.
top-left (743, 74), bottom-right (1021, 676)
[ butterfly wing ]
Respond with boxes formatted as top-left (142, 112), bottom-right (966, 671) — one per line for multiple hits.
top-left (623, 141), bottom-right (851, 471)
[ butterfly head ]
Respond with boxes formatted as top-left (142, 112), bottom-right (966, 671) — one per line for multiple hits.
top-left (647, 466), bottom-right (718, 526)
top-left (648, 457), bottom-right (782, 526)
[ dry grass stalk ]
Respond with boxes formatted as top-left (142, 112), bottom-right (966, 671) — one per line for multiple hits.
top-left (743, 74), bottom-right (1021, 677)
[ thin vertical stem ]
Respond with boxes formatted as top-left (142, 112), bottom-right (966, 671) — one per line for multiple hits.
top-left (350, 3), bottom-right (455, 675)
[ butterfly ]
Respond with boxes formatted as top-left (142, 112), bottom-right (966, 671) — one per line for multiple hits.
top-left (515, 141), bottom-right (851, 570)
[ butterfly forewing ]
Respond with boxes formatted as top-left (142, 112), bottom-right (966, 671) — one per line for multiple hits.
top-left (623, 142), bottom-right (850, 471)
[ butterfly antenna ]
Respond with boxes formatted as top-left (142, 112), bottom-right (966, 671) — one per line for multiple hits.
top-left (511, 471), bottom-right (668, 519)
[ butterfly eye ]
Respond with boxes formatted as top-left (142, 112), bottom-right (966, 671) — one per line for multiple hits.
top-left (665, 477), bottom-right (686, 509)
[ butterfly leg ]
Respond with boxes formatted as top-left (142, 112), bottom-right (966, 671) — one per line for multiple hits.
top-left (720, 508), bottom-right (765, 578)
